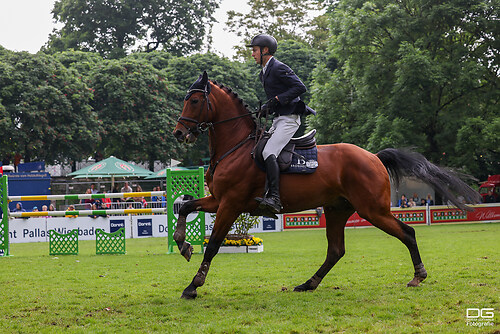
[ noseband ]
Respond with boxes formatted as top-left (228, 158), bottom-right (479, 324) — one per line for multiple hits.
top-left (177, 88), bottom-right (213, 136)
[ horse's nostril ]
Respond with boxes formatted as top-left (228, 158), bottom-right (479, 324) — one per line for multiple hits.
top-left (174, 130), bottom-right (183, 138)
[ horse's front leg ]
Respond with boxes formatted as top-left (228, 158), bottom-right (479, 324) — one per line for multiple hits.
top-left (181, 202), bottom-right (241, 299)
top-left (174, 195), bottom-right (219, 261)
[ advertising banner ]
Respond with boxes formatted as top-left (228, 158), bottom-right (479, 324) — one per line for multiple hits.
top-left (430, 204), bottom-right (500, 224)
top-left (282, 211), bottom-right (326, 229)
top-left (284, 204), bottom-right (500, 229)
top-left (204, 213), bottom-right (282, 234)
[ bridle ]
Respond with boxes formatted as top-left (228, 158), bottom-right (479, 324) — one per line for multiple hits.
top-left (177, 87), bottom-right (213, 136)
top-left (177, 83), bottom-right (260, 175)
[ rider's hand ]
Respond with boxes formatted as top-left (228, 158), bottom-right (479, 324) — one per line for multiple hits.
top-left (266, 96), bottom-right (279, 110)
top-left (259, 104), bottom-right (271, 117)
top-left (259, 97), bottom-right (279, 117)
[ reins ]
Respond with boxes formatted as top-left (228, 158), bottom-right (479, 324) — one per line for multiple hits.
top-left (179, 85), bottom-right (262, 176)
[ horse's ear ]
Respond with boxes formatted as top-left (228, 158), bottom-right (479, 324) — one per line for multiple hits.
top-left (201, 71), bottom-right (208, 85)
top-left (202, 71), bottom-right (211, 94)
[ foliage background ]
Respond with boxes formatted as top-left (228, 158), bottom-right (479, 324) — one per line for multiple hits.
top-left (0, 0), bottom-right (498, 179)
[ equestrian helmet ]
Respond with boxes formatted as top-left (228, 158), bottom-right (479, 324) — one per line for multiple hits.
top-left (247, 34), bottom-right (278, 54)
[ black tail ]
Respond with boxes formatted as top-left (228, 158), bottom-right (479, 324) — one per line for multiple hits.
top-left (376, 148), bottom-right (481, 211)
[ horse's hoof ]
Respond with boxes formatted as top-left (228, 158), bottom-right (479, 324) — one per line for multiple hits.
top-left (181, 288), bottom-right (197, 299)
top-left (406, 276), bottom-right (425, 287)
top-left (407, 265), bottom-right (427, 287)
top-left (180, 242), bottom-right (193, 262)
top-left (293, 282), bottom-right (314, 292)
top-left (406, 277), bottom-right (423, 288)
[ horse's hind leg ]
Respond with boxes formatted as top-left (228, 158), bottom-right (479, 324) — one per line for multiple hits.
top-left (360, 210), bottom-right (427, 287)
top-left (294, 206), bottom-right (353, 292)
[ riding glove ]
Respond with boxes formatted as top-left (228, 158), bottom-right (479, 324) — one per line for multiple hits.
top-left (260, 97), bottom-right (279, 117)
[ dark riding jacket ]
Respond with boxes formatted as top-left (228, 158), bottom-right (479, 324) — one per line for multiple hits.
top-left (259, 57), bottom-right (315, 116)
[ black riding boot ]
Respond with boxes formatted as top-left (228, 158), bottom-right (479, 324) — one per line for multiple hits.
top-left (255, 155), bottom-right (282, 213)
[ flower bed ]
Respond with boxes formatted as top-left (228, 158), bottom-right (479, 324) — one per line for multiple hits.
top-left (203, 235), bottom-right (264, 253)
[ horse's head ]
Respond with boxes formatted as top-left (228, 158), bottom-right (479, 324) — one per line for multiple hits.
top-left (173, 71), bottom-right (212, 144)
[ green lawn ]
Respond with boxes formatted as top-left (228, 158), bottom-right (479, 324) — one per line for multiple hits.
top-left (0, 223), bottom-right (498, 333)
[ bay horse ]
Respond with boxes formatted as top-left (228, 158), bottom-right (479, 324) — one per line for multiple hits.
top-left (172, 71), bottom-right (481, 299)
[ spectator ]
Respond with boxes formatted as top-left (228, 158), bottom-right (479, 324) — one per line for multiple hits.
top-left (32, 206), bottom-right (39, 212)
top-left (121, 181), bottom-right (132, 193)
top-left (153, 187), bottom-right (167, 208)
top-left (408, 198), bottom-right (416, 207)
top-left (420, 198), bottom-right (427, 206)
top-left (484, 189), bottom-right (496, 203)
top-left (151, 186), bottom-right (158, 201)
top-left (41, 205), bottom-right (48, 217)
top-left (134, 185), bottom-right (146, 208)
top-left (49, 204), bottom-right (56, 211)
top-left (126, 199), bottom-right (135, 210)
top-left (93, 200), bottom-right (108, 218)
top-left (398, 195), bottom-right (409, 208)
top-left (426, 194), bottom-right (434, 206)
top-left (89, 203), bottom-right (98, 218)
top-left (65, 205), bottom-right (78, 218)
top-left (102, 190), bottom-right (112, 208)
top-left (80, 188), bottom-right (94, 209)
top-left (151, 186), bottom-right (159, 208)
top-left (90, 183), bottom-right (98, 194)
top-left (121, 181), bottom-right (133, 202)
top-left (411, 193), bottom-right (420, 204)
top-left (13, 202), bottom-right (26, 212)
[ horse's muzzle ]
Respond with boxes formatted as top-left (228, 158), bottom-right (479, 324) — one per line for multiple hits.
top-left (173, 128), bottom-right (197, 144)
top-left (173, 129), bottom-right (185, 143)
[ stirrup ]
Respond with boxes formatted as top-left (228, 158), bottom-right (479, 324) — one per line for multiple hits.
top-left (257, 197), bottom-right (282, 213)
top-left (251, 201), bottom-right (279, 219)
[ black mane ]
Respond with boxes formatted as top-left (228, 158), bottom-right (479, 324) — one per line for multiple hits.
top-left (210, 80), bottom-right (256, 123)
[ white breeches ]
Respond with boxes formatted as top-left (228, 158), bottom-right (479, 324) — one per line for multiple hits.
top-left (262, 114), bottom-right (301, 160)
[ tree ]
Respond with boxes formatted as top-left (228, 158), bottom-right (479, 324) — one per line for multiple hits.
top-left (89, 57), bottom-right (183, 169)
top-left (52, 50), bottom-right (104, 77)
top-left (46, 0), bottom-right (220, 58)
top-left (455, 116), bottom-right (500, 180)
top-left (309, 0), bottom-right (499, 175)
top-left (0, 47), bottom-right (100, 164)
top-left (226, 0), bottom-right (328, 59)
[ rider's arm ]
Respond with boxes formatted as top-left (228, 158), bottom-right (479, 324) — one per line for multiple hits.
top-left (274, 63), bottom-right (307, 104)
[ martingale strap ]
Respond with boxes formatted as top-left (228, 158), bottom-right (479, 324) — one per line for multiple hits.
top-left (209, 133), bottom-right (255, 176)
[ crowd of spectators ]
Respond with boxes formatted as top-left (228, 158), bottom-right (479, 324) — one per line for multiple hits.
top-left (12, 182), bottom-right (167, 218)
top-left (398, 193), bottom-right (434, 208)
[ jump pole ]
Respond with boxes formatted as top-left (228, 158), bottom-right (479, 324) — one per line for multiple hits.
top-left (10, 208), bottom-right (166, 218)
top-left (8, 191), bottom-right (166, 202)
top-left (0, 175), bottom-right (9, 256)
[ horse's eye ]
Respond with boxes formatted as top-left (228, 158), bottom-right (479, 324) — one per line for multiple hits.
top-left (191, 98), bottom-right (199, 104)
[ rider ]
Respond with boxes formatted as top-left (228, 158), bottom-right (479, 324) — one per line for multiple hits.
top-left (247, 33), bottom-right (309, 214)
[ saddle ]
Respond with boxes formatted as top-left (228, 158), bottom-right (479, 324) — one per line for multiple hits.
top-left (254, 129), bottom-right (318, 174)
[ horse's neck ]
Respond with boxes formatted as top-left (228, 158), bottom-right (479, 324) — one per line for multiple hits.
top-left (208, 90), bottom-right (254, 163)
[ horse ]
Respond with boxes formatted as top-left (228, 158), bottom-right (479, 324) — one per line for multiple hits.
top-left (172, 71), bottom-right (481, 299)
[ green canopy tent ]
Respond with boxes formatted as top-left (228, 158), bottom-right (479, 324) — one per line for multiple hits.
top-left (68, 156), bottom-right (154, 188)
top-left (144, 166), bottom-right (190, 179)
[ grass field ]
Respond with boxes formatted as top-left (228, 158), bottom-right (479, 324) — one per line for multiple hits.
top-left (0, 223), bottom-right (498, 333)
